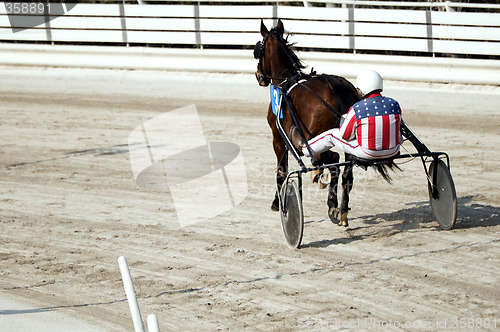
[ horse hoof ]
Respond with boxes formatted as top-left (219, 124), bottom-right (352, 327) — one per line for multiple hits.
top-left (329, 208), bottom-right (349, 227)
top-left (328, 207), bottom-right (340, 224)
top-left (310, 169), bottom-right (321, 183)
top-left (318, 171), bottom-right (331, 189)
top-left (339, 212), bottom-right (349, 227)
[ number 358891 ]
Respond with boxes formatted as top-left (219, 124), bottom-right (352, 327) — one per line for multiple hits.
top-left (5, 2), bottom-right (50, 15)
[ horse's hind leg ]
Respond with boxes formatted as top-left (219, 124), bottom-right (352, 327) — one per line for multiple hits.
top-left (328, 165), bottom-right (341, 223)
top-left (319, 151), bottom-right (342, 223)
top-left (338, 161), bottom-right (354, 227)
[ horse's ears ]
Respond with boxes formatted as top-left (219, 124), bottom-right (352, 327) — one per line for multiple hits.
top-left (276, 19), bottom-right (284, 37)
top-left (260, 19), bottom-right (269, 37)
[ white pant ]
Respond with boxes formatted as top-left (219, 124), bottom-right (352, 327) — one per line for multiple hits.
top-left (302, 128), bottom-right (400, 160)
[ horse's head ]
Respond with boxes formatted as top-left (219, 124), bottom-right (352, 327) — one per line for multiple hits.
top-left (254, 20), bottom-right (281, 86)
top-left (254, 19), bottom-right (303, 87)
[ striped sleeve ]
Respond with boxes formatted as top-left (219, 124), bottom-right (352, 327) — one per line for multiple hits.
top-left (339, 107), bottom-right (357, 141)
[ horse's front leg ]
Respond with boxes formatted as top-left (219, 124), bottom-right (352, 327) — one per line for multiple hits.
top-left (271, 139), bottom-right (288, 211)
top-left (267, 104), bottom-right (288, 211)
top-left (272, 150), bottom-right (288, 211)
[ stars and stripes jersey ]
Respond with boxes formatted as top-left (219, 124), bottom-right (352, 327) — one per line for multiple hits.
top-left (339, 93), bottom-right (402, 151)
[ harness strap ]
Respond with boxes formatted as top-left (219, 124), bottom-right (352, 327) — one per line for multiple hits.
top-left (295, 79), bottom-right (342, 118)
top-left (286, 79), bottom-right (307, 94)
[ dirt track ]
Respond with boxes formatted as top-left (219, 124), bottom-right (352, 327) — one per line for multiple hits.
top-left (0, 67), bottom-right (499, 331)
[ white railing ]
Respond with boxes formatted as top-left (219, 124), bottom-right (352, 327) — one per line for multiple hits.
top-left (137, 0), bottom-right (500, 10)
top-left (0, 1), bottom-right (499, 58)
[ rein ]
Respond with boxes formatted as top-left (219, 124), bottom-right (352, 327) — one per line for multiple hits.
top-left (295, 78), bottom-right (342, 118)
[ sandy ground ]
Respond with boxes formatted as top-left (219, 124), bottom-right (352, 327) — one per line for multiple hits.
top-left (0, 67), bottom-right (499, 331)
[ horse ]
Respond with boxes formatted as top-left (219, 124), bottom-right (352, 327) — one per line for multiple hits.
top-left (254, 19), bottom-right (361, 226)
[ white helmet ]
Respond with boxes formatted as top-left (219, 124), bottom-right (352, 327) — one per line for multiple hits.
top-left (356, 70), bottom-right (383, 97)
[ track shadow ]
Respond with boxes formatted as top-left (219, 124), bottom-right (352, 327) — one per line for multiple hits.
top-left (0, 298), bottom-right (127, 316)
top-left (301, 236), bottom-right (364, 248)
top-left (453, 196), bottom-right (500, 229)
top-left (5, 143), bottom-right (135, 168)
top-left (304, 219), bottom-right (327, 225)
top-left (303, 196), bottom-right (500, 248)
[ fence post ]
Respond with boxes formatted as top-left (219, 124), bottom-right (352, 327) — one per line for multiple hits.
top-left (194, 2), bottom-right (202, 49)
top-left (348, 3), bottom-right (355, 53)
top-left (44, 1), bottom-right (53, 45)
top-left (426, 9), bottom-right (434, 56)
top-left (120, 0), bottom-right (129, 46)
top-left (273, 2), bottom-right (278, 27)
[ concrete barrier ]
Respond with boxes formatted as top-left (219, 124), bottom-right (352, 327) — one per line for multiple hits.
top-left (0, 43), bottom-right (499, 86)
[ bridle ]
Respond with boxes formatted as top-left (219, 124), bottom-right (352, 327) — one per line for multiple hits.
top-left (254, 34), bottom-right (272, 85)
top-left (254, 32), bottom-right (301, 86)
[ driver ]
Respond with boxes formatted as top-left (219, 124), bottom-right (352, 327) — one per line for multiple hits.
top-left (290, 70), bottom-right (402, 160)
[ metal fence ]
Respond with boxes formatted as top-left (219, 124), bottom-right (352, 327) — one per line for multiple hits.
top-left (1, 1), bottom-right (499, 58)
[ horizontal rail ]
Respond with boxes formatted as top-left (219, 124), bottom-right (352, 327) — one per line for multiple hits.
top-left (302, 0), bottom-right (500, 10)
top-left (0, 1), bottom-right (499, 85)
top-left (138, 0), bottom-right (500, 9)
top-left (1, 2), bottom-right (499, 57)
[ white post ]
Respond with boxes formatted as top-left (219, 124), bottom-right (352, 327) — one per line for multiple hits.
top-left (445, 1), bottom-right (455, 12)
top-left (118, 256), bottom-right (145, 332)
top-left (147, 314), bottom-right (160, 332)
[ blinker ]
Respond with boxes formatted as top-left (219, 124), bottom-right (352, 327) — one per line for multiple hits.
top-left (253, 41), bottom-right (262, 59)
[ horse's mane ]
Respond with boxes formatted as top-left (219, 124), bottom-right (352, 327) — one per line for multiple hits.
top-left (269, 28), bottom-right (306, 73)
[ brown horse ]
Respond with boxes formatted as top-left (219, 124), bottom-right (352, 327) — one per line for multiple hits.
top-left (254, 19), bottom-right (361, 225)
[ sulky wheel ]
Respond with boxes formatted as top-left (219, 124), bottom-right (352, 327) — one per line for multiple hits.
top-left (280, 179), bottom-right (304, 249)
top-left (428, 159), bottom-right (457, 230)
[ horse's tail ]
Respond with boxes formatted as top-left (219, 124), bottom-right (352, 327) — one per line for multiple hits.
top-left (374, 161), bottom-right (401, 183)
